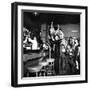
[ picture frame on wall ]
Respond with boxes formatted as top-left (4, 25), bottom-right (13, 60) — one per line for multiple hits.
top-left (11, 2), bottom-right (88, 87)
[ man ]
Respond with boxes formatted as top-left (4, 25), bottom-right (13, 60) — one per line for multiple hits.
top-left (55, 24), bottom-right (64, 40)
top-left (28, 36), bottom-right (38, 50)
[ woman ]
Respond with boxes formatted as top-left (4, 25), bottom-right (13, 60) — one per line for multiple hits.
top-left (66, 44), bottom-right (76, 74)
top-left (54, 35), bottom-right (60, 75)
top-left (73, 39), bottom-right (80, 74)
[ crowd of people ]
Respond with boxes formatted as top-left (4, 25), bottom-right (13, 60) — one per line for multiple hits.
top-left (51, 36), bottom-right (80, 75)
top-left (48, 22), bottom-right (80, 75)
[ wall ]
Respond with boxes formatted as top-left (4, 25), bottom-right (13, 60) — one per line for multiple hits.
top-left (62, 24), bottom-right (80, 38)
top-left (0, 0), bottom-right (89, 90)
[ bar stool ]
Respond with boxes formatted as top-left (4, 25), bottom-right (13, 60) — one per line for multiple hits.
top-left (27, 65), bottom-right (42, 77)
top-left (39, 61), bottom-right (49, 76)
top-left (46, 58), bottom-right (55, 75)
